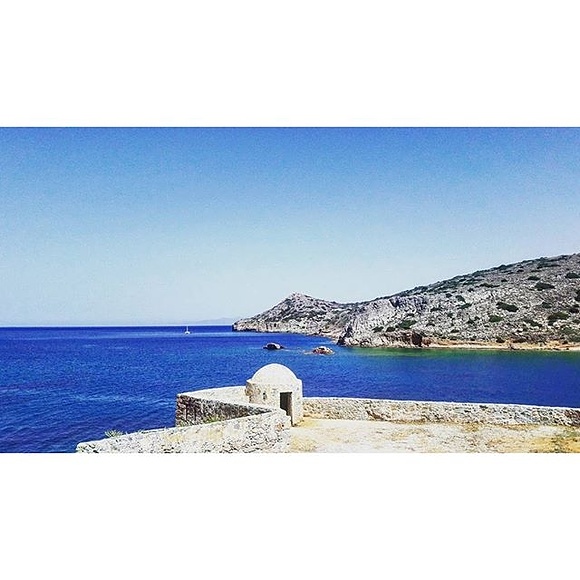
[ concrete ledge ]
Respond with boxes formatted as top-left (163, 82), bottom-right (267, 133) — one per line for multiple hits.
top-left (303, 397), bottom-right (580, 426)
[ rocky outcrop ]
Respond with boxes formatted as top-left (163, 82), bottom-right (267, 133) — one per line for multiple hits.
top-left (264, 342), bottom-right (284, 350)
top-left (233, 252), bottom-right (580, 348)
top-left (233, 292), bottom-right (356, 339)
top-left (312, 346), bottom-right (334, 355)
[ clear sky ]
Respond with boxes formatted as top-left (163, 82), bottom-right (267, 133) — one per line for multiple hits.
top-left (1, 127), bottom-right (579, 326)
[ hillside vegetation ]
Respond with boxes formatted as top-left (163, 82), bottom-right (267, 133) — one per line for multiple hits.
top-left (233, 252), bottom-right (580, 349)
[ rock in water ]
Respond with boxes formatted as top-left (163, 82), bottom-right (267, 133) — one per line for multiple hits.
top-left (312, 346), bottom-right (334, 355)
top-left (264, 342), bottom-right (284, 350)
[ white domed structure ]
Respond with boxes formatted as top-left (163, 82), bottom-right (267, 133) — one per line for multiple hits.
top-left (246, 363), bottom-right (303, 425)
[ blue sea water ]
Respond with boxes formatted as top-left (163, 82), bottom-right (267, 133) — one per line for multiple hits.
top-left (1, 325), bottom-right (580, 453)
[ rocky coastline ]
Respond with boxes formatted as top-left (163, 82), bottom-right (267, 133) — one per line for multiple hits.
top-left (233, 252), bottom-right (580, 350)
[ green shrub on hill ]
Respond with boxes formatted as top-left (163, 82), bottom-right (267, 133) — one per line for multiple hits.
top-left (547, 311), bottom-right (569, 325)
top-left (560, 326), bottom-right (580, 342)
top-left (496, 301), bottom-right (518, 312)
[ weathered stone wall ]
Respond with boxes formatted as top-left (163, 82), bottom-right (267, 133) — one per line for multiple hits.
top-left (176, 388), bottom-right (255, 426)
top-left (179, 385), bottom-right (250, 404)
top-left (303, 397), bottom-right (580, 426)
top-left (76, 406), bottom-right (290, 453)
top-left (76, 384), bottom-right (292, 453)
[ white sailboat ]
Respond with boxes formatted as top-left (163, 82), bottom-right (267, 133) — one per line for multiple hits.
top-left (184, 325), bottom-right (191, 335)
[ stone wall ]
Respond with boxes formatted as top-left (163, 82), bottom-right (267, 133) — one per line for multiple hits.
top-left (303, 397), bottom-right (580, 426)
top-left (179, 385), bottom-right (250, 404)
top-left (77, 385), bottom-right (291, 453)
top-left (175, 388), bottom-right (255, 426)
top-left (76, 406), bottom-right (290, 453)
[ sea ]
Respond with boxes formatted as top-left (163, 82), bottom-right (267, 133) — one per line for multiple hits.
top-left (1, 325), bottom-right (580, 453)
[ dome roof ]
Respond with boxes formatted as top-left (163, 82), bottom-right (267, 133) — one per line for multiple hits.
top-left (248, 363), bottom-right (299, 384)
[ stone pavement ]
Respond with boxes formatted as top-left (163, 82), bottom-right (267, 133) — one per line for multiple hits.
top-left (289, 417), bottom-right (580, 452)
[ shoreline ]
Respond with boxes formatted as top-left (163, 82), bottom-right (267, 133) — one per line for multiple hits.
top-left (233, 327), bottom-right (580, 352)
top-left (334, 335), bottom-right (580, 352)
top-left (426, 341), bottom-right (580, 352)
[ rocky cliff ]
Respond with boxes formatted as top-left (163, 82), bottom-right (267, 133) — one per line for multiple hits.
top-left (233, 253), bottom-right (580, 348)
top-left (233, 292), bottom-right (356, 339)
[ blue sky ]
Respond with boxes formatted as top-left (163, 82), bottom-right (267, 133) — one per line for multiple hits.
top-left (1, 127), bottom-right (579, 325)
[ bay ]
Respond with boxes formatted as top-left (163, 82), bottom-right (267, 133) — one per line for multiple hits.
top-left (1, 325), bottom-right (579, 453)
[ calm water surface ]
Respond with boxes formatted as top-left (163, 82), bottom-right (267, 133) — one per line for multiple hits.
top-left (1, 326), bottom-right (579, 452)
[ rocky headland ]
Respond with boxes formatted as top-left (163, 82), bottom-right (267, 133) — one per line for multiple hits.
top-left (233, 252), bottom-right (580, 349)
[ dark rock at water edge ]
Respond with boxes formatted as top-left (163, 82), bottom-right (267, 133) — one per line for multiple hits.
top-left (264, 342), bottom-right (285, 350)
top-left (312, 346), bottom-right (334, 355)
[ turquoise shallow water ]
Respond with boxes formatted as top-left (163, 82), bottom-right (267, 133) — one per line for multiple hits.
top-left (1, 325), bottom-right (579, 452)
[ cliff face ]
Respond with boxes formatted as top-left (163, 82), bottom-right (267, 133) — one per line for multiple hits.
top-left (233, 253), bottom-right (580, 348)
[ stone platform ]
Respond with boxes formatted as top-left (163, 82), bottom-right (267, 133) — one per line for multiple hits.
top-left (289, 417), bottom-right (580, 453)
